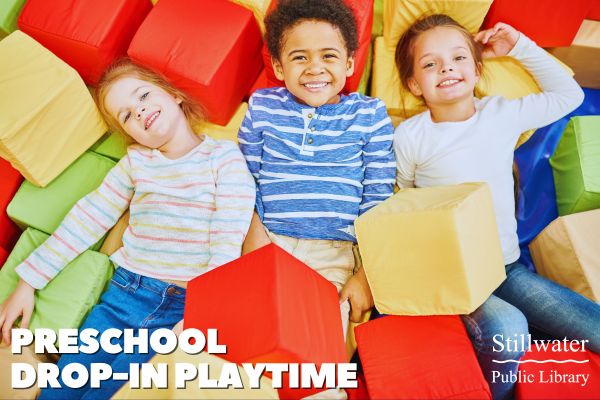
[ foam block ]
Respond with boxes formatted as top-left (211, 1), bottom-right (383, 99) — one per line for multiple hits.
top-left (482, 0), bottom-right (592, 47)
top-left (515, 342), bottom-right (600, 399)
top-left (0, 247), bottom-right (8, 268)
top-left (18, 0), bottom-right (152, 85)
top-left (355, 183), bottom-right (506, 315)
top-left (550, 116), bottom-right (600, 215)
top-left (0, 228), bottom-right (113, 340)
top-left (90, 131), bottom-right (129, 161)
top-left (114, 348), bottom-right (278, 399)
top-left (196, 103), bottom-right (248, 143)
top-left (548, 19), bottom-right (600, 89)
top-left (184, 243), bottom-right (346, 399)
top-left (0, 31), bottom-right (107, 187)
top-left (0, 157), bottom-right (23, 251)
top-left (356, 315), bottom-right (491, 399)
top-left (529, 209), bottom-right (600, 302)
top-left (0, 343), bottom-right (59, 399)
top-left (382, 0), bottom-right (493, 48)
top-left (230, 0), bottom-right (272, 32)
top-left (128, 0), bottom-right (263, 125)
top-left (589, 1), bottom-right (600, 20)
top-left (0, 0), bottom-right (26, 38)
top-left (7, 152), bottom-right (116, 247)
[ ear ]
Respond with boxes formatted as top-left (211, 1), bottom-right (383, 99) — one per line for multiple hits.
top-left (175, 97), bottom-right (183, 105)
top-left (346, 56), bottom-right (355, 77)
top-left (272, 57), bottom-right (285, 81)
top-left (407, 77), bottom-right (422, 97)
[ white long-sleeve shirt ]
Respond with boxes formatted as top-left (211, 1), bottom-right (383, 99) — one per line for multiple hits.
top-left (393, 34), bottom-right (584, 264)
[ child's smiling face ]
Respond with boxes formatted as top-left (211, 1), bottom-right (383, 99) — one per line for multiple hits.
top-left (407, 26), bottom-right (480, 107)
top-left (272, 19), bottom-right (354, 107)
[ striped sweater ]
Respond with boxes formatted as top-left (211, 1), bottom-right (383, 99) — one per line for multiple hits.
top-left (16, 136), bottom-right (256, 289)
top-left (238, 88), bottom-right (396, 242)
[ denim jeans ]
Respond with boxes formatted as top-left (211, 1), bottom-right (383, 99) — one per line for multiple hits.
top-left (461, 262), bottom-right (600, 400)
top-left (38, 267), bottom-right (186, 400)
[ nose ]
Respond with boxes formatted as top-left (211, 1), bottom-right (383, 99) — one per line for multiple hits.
top-left (441, 62), bottom-right (454, 74)
top-left (135, 104), bottom-right (146, 120)
top-left (306, 58), bottom-right (325, 74)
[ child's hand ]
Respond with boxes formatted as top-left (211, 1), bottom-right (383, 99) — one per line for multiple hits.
top-left (474, 22), bottom-right (520, 58)
top-left (0, 279), bottom-right (35, 346)
top-left (339, 268), bottom-right (374, 323)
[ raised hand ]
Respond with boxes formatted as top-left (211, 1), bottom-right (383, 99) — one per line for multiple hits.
top-left (474, 22), bottom-right (520, 58)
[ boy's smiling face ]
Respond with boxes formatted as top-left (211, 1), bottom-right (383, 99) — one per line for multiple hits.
top-left (272, 19), bottom-right (354, 107)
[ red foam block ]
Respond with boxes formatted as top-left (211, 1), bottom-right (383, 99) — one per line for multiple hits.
top-left (347, 372), bottom-right (370, 400)
top-left (516, 342), bottom-right (600, 399)
top-left (128, 0), bottom-right (263, 125)
top-left (0, 158), bottom-right (23, 251)
top-left (0, 246), bottom-right (8, 268)
top-left (589, 1), bottom-right (600, 20)
top-left (356, 315), bottom-right (491, 399)
top-left (482, 0), bottom-right (593, 47)
top-left (184, 243), bottom-right (347, 399)
top-left (18, 0), bottom-right (152, 85)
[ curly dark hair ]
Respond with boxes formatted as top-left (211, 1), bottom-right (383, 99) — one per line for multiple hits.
top-left (265, 0), bottom-right (358, 60)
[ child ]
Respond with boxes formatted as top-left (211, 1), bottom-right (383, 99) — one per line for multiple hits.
top-left (393, 14), bottom-right (600, 400)
top-left (0, 60), bottom-right (256, 399)
top-left (239, 0), bottom-right (396, 343)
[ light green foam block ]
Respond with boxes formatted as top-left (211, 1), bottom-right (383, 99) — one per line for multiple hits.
top-left (89, 131), bottom-right (129, 161)
top-left (550, 116), bottom-right (600, 216)
top-left (0, 0), bottom-right (26, 38)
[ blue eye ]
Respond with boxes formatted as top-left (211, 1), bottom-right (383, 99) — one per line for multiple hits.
top-left (455, 56), bottom-right (467, 61)
top-left (140, 92), bottom-right (149, 100)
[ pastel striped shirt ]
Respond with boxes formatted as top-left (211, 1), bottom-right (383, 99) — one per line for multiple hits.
top-left (238, 88), bottom-right (396, 242)
top-left (16, 136), bottom-right (256, 289)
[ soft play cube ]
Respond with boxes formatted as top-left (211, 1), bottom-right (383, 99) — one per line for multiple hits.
top-left (515, 342), bottom-right (600, 399)
top-left (382, 0), bottom-right (493, 48)
top-left (482, 0), bottom-right (593, 47)
top-left (355, 183), bottom-right (506, 315)
top-left (0, 0), bottom-right (26, 38)
top-left (548, 19), bottom-right (600, 89)
top-left (550, 116), bottom-right (600, 216)
top-left (0, 228), bottom-right (113, 340)
top-left (589, 1), bottom-right (600, 20)
top-left (529, 209), bottom-right (600, 302)
top-left (231, 0), bottom-right (272, 32)
top-left (0, 157), bottom-right (23, 251)
top-left (114, 348), bottom-right (278, 399)
top-left (18, 0), bottom-right (152, 85)
top-left (90, 131), bottom-right (129, 161)
top-left (184, 243), bottom-right (347, 399)
top-left (128, 0), bottom-right (263, 125)
top-left (196, 103), bottom-right (248, 143)
top-left (7, 152), bottom-right (116, 246)
top-left (0, 31), bottom-right (107, 187)
top-left (261, 0), bottom-right (374, 93)
top-left (355, 315), bottom-right (491, 399)
top-left (0, 247), bottom-right (8, 268)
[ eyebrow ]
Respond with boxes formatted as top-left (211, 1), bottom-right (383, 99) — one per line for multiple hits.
top-left (418, 46), bottom-right (469, 62)
top-left (287, 47), bottom-right (341, 57)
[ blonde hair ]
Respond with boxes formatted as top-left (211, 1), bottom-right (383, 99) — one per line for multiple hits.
top-left (95, 59), bottom-right (204, 137)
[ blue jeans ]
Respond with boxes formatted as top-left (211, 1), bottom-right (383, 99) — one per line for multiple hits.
top-left (461, 262), bottom-right (600, 400)
top-left (39, 267), bottom-right (186, 400)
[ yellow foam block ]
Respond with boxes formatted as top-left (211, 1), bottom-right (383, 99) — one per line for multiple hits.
top-left (529, 209), bottom-right (600, 303)
top-left (0, 31), bottom-right (107, 187)
top-left (99, 209), bottom-right (129, 256)
top-left (355, 183), bottom-right (506, 315)
top-left (196, 102), bottom-right (248, 144)
top-left (548, 20), bottom-right (600, 89)
top-left (382, 0), bottom-right (493, 48)
top-left (230, 0), bottom-right (271, 32)
top-left (115, 348), bottom-right (278, 399)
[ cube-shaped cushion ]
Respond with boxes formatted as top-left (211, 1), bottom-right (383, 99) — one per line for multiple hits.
top-left (18, 0), bottom-right (152, 85)
top-left (515, 342), bottom-right (600, 399)
top-left (347, 372), bottom-right (369, 400)
top-left (355, 315), bottom-right (491, 399)
top-left (0, 228), bottom-right (113, 341)
top-left (548, 19), bottom-right (600, 89)
top-left (196, 103), bottom-right (248, 143)
top-left (7, 152), bottom-right (116, 248)
top-left (247, 69), bottom-right (273, 98)
top-left (482, 0), bottom-right (593, 47)
top-left (0, 343), bottom-right (58, 400)
top-left (0, 246), bottom-right (8, 268)
top-left (529, 209), bottom-right (600, 302)
top-left (128, 0), bottom-right (263, 125)
top-left (382, 0), bottom-right (493, 48)
top-left (0, 0), bottom-right (26, 38)
top-left (261, 0), bottom-right (374, 93)
top-left (0, 157), bottom-right (23, 251)
top-left (550, 116), bottom-right (600, 215)
top-left (231, 0), bottom-right (272, 32)
top-left (0, 31), bottom-right (107, 187)
top-left (184, 243), bottom-right (347, 399)
top-left (589, 2), bottom-right (600, 20)
top-left (90, 131), bottom-right (129, 161)
top-left (355, 183), bottom-right (506, 315)
top-left (114, 347), bottom-right (278, 399)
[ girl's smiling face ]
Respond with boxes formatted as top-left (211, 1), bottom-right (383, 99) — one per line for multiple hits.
top-left (272, 20), bottom-right (355, 107)
top-left (407, 26), bottom-right (481, 107)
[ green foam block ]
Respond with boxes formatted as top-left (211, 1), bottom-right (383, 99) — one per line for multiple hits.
top-left (89, 131), bottom-right (129, 161)
top-left (550, 116), bottom-right (600, 216)
top-left (0, 228), bottom-right (113, 342)
top-left (0, 0), bottom-right (26, 38)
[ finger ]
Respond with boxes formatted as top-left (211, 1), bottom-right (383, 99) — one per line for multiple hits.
top-left (473, 30), bottom-right (487, 43)
top-left (350, 306), bottom-right (362, 324)
top-left (2, 313), bottom-right (14, 346)
top-left (20, 309), bottom-right (32, 330)
top-left (339, 291), bottom-right (349, 305)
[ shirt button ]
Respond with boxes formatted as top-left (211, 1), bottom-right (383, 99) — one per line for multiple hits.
top-left (310, 127), bottom-right (315, 132)
top-left (307, 138), bottom-right (314, 144)
top-left (308, 113), bottom-right (313, 119)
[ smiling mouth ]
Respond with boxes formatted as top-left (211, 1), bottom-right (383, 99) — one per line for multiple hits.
top-left (145, 111), bottom-right (160, 130)
top-left (437, 79), bottom-right (462, 88)
top-left (303, 82), bottom-right (329, 90)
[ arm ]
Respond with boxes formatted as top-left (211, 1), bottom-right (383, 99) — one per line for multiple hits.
top-left (241, 212), bottom-right (271, 255)
top-left (207, 142), bottom-right (256, 269)
top-left (359, 100), bottom-right (396, 215)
